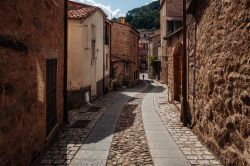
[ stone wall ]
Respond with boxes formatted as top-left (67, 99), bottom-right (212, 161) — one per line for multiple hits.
top-left (148, 34), bottom-right (160, 79)
top-left (0, 1), bottom-right (65, 165)
top-left (187, 0), bottom-right (250, 165)
top-left (111, 22), bottom-right (139, 86)
top-left (167, 30), bottom-right (183, 101)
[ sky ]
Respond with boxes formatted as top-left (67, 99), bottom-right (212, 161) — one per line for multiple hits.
top-left (73, 0), bottom-right (158, 18)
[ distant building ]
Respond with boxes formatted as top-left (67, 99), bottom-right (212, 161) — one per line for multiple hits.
top-left (138, 29), bottom-right (156, 71)
top-left (147, 32), bottom-right (161, 79)
top-left (111, 21), bottom-right (140, 88)
top-left (159, 0), bottom-right (183, 84)
top-left (162, 0), bottom-right (183, 101)
top-left (67, 1), bottom-right (108, 109)
top-left (104, 19), bottom-right (112, 93)
top-left (0, 1), bottom-right (65, 165)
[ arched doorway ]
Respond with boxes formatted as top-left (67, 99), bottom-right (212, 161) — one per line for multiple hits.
top-left (173, 42), bottom-right (183, 101)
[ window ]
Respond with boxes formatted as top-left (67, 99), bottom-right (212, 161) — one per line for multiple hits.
top-left (91, 40), bottom-right (96, 64)
top-left (91, 24), bottom-right (96, 64)
top-left (174, 21), bottom-right (182, 30)
top-left (105, 23), bottom-right (110, 45)
top-left (167, 20), bottom-right (174, 35)
top-left (110, 64), bottom-right (116, 78)
top-left (167, 20), bottom-right (183, 35)
top-left (84, 25), bottom-right (88, 49)
top-left (91, 24), bottom-right (96, 41)
top-left (106, 54), bottom-right (109, 70)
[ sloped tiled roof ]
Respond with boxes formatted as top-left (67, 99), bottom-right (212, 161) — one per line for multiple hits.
top-left (68, 1), bottom-right (107, 20)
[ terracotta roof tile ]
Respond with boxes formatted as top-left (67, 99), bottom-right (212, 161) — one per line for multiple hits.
top-left (68, 1), bottom-right (106, 20)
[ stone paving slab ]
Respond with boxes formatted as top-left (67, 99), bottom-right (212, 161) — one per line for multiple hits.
top-left (35, 83), bottom-right (147, 166)
top-left (70, 158), bottom-right (106, 166)
top-left (70, 83), bottom-right (149, 166)
top-left (106, 86), bottom-right (154, 166)
top-left (154, 157), bottom-right (190, 166)
top-left (147, 140), bottom-right (179, 149)
top-left (141, 83), bottom-right (191, 166)
top-left (150, 149), bottom-right (185, 158)
top-left (153, 81), bottom-right (222, 166)
top-left (73, 150), bottom-right (109, 160)
top-left (34, 92), bottom-right (119, 165)
top-left (145, 129), bottom-right (169, 135)
top-left (80, 143), bottom-right (111, 151)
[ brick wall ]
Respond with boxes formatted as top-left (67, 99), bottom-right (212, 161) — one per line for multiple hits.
top-left (187, 0), bottom-right (250, 165)
top-left (111, 22), bottom-right (139, 86)
top-left (0, 1), bottom-right (65, 165)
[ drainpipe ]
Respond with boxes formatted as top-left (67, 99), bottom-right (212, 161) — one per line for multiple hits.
top-left (182, 0), bottom-right (188, 127)
top-left (63, 0), bottom-right (69, 124)
top-left (109, 22), bottom-right (112, 89)
top-left (110, 22), bottom-right (112, 88)
top-left (103, 20), bottom-right (105, 95)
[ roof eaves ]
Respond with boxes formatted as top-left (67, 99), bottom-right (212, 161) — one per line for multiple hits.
top-left (187, 0), bottom-right (197, 14)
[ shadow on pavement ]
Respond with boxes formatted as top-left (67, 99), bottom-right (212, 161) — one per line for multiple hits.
top-left (31, 79), bottom-right (166, 166)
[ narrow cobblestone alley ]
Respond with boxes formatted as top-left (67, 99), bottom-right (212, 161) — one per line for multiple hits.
top-left (33, 79), bottom-right (221, 166)
top-left (1, 1), bottom-right (249, 165)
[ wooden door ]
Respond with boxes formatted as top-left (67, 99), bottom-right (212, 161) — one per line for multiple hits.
top-left (46, 59), bottom-right (57, 136)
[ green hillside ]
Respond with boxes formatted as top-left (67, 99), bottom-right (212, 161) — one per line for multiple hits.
top-left (112, 0), bottom-right (160, 29)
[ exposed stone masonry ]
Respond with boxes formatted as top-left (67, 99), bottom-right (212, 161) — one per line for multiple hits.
top-left (154, 83), bottom-right (221, 165)
top-left (187, 1), bottom-right (250, 165)
top-left (0, 1), bottom-right (65, 165)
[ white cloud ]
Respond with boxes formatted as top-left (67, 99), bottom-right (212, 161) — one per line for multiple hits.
top-left (146, 0), bottom-right (158, 5)
top-left (73, 0), bottom-right (124, 18)
top-left (112, 9), bottom-right (121, 18)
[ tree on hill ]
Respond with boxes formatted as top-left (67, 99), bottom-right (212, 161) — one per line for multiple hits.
top-left (125, 0), bottom-right (160, 29)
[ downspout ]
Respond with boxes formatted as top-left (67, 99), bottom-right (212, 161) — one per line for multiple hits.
top-left (110, 22), bottom-right (112, 87)
top-left (103, 19), bottom-right (105, 95)
top-left (181, 0), bottom-right (188, 126)
top-left (109, 22), bottom-right (112, 89)
top-left (63, 0), bottom-right (69, 124)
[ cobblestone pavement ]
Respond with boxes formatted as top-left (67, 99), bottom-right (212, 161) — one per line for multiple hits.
top-left (106, 87), bottom-right (154, 166)
top-left (34, 92), bottom-right (123, 165)
top-left (34, 80), bottom-right (223, 166)
top-left (153, 82), bottom-right (222, 166)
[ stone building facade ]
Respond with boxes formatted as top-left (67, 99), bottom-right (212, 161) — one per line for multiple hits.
top-left (0, 1), bottom-right (65, 165)
top-left (111, 22), bottom-right (140, 88)
top-left (138, 29), bottom-right (156, 71)
top-left (159, 0), bottom-right (183, 84)
top-left (159, 0), bottom-right (168, 84)
top-left (166, 28), bottom-right (183, 102)
top-left (186, 1), bottom-right (250, 165)
top-left (147, 33), bottom-right (161, 79)
top-left (67, 1), bottom-right (107, 109)
top-left (104, 19), bottom-right (112, 93)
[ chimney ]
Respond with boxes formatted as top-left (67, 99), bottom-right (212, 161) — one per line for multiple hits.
top-left (119, 16), bottom-right (126, 24)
